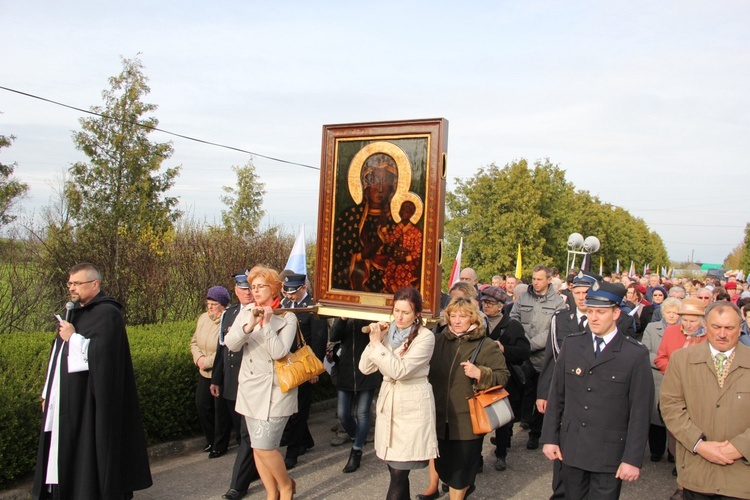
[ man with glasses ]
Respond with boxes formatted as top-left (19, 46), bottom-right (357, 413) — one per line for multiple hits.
top-left (695, 288), bottom-right (713, 305)
top-left (33, 263), bottom-right (152, 500)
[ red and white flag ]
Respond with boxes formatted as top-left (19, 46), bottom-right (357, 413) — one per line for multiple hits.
top-left (448, 237), bottom-right (463, 287)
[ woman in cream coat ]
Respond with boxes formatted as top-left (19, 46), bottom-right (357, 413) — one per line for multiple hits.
top-left (225, 266), bottom-right (298, 500)
top-left (360, 286), bottom-right (438, 500)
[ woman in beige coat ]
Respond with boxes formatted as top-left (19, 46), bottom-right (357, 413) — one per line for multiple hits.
top-left (190, 286), bottom-right (229, 455)
top-left (225, 266), bottom-right (298, 500)
top-left (360, 286), bottom-right (438, 500)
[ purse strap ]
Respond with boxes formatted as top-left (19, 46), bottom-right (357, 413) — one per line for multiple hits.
top-left (469, 335), bottom-right (486, 365)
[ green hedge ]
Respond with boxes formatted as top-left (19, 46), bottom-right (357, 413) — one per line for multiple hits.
top-left (0, 320), bottom-right (335, 488)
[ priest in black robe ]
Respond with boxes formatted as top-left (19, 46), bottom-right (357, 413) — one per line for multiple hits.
top-left (33, 262), bottom-right (152, 500)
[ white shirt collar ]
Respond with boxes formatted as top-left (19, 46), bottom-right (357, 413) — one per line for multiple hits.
top-left (708, 343), bottom-right (735, 359)
top-left (592, 328), bottom-right (618, 347)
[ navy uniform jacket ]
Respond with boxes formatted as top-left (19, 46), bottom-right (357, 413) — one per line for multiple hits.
top-left (540, 330), bottom-right (653, 473)
top-left (281, 292), bottom-right (327, 360)
top-left (538, 307), bottom-right (584, 401)
top-left (211, 303), bottom-right (243, 400)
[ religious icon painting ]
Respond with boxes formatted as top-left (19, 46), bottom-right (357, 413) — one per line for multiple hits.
top-left (315, 118), bottom-right (448, 319)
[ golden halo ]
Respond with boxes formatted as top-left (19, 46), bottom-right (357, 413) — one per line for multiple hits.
top-left (347, 141), bottom-right (412, 205)
top-left (391, 191), bottom-right (424, 224)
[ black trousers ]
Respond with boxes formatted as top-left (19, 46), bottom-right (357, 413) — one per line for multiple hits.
top-left (195, 375), bottom-right (215, 446)
top-left (648, 424), bottom-right (667, 458)
top-left (560, 463), bottom-right (621, 500)
top-left (550, 459), bottom-right (565, 499)
top-left (683, 490), bottom-right (743, 500)
top-left (521, 370), bottom-right (544, 438)
top-left (213, 392), bottom-right (239, 451)
top-left (282, 380), bottom-right (315, 458)
top-left (229, 416), bottom-right (259, 491)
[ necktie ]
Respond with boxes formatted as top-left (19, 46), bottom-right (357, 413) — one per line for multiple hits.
top-left (715, 353), bottom-right (727, 378)
top-left (595, 337), bottom-right (605, 358)
top-left (579, 315), bottom-right (587, 330)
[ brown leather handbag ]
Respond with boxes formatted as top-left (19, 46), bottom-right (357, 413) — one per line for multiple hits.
top-left (465, 337), bottom-right (514, 434)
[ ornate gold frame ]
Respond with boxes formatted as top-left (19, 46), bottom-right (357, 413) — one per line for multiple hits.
top-left (315, 118), bottom-right (448, 319)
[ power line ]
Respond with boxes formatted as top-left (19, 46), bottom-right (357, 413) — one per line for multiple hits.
top-left (0, 85), bottom-right (320, 171)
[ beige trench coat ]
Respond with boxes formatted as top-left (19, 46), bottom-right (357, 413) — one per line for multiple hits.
top-left (224, 305), bottom-right (299, 420)
top-left (660, 342), bottom-right (750, 498)
top-left (359, 326), bottom-right (438, 462)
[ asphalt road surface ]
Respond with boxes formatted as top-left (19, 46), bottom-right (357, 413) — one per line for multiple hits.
top-left (139, 407), bottom-right (678, 500)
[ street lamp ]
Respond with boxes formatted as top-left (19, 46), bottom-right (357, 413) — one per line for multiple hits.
top-left (566, 233), bottom-right (600, 272)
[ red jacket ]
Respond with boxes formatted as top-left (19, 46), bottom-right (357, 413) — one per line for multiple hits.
top-left (654, 324), bottom-right (707, 374)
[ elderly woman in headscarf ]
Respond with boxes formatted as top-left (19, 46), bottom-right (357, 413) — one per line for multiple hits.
top-left (641, 297), bottom-right (681, 462)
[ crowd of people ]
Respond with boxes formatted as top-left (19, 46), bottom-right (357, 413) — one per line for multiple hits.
top-left (34, 261), bottom-right (749, 499)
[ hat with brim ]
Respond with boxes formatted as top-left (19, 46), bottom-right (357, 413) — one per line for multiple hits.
top-left (585, 281), bottom-right (626, 308)
top-left (283, 273), bottom-right (306, 293)
top-left (481, 286), bottom-right (508, 304)
top-left (572, 270), bottom-right (600, 289)
top-left (676, 297), bottom-right (706, 316)
top-left (233, 270), bottom-right (250, 289)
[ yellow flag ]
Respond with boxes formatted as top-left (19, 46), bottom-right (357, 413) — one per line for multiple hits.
top-left (515, 244), bottom-right (523, 279)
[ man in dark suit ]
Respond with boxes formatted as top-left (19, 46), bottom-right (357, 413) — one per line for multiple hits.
top-left (541, 281), bottom-right (653, 499)
top-left (536, 270), bottom-right (597, 499)
top-left (211, 271), bottom-right (259, 500)
top-left (280, 273), bottom-right (327, 469)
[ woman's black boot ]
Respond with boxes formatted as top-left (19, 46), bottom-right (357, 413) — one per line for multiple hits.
top-left (343, 448), bottom-right (363, 473)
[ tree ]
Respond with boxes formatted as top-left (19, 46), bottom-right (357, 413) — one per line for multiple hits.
top-left (0, 133), bottom-right (29, 226)
top-left (61, 55), bottom-right (180, 323)
top-left (739, 223), bottom-right (750, 275)
top-left (443, 158), bottom-right (670, 283)
top-left (221, 159), bottom-right (265, 237)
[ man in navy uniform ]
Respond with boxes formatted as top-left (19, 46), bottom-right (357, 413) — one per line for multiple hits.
top-left (536, 269), bottom-right (598, 498)
top-left (280, 273), bottom-right (327, 469)
top-left (211, 271), bottom-right (259, 500)
top-left (541, 281), bottom-right (653, 499)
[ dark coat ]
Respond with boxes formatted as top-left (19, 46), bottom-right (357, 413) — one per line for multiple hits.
top-left (33, 291), bottom-right (152, 500)
top-left (211, 303), bottom-right (244, 400)
top-left (329, 318), bottom-right (382, 392)
top-left (281, 292), bottom-right (327, 360)
top-left (537, 307), bottom-right (585, 401)
top-left (540, 330), bottom-right (653, 474)
top-left (429, 325), bottom-right (511, 440)
top-left (487, 313), bottom-right (529, 407)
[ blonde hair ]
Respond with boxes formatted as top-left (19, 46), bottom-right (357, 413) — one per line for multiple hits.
top-left (449, 281), bottom-right (477, 299)
top-left (247, 266), bottom-right (282, 297)
top-left (444, 297), bottom-right (483, 329)
top-left (661, 297), bottom-right (681, 313)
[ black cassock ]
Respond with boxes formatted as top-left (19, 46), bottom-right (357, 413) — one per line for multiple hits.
top-left (33, 291), bottom-right (152, 500)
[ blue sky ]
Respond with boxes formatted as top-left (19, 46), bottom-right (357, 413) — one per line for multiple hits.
top-left (2, 1), bottom-right (749, 266)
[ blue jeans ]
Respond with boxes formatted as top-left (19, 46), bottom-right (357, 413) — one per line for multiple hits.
top-left (337, 389), bottom-right (375, 449)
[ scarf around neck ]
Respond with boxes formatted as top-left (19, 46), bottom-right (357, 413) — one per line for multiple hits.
top-left (388, 321), bottom-right (412, 349)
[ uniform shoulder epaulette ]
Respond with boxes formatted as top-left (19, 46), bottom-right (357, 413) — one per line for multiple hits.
top-left (623, 335), bottom-right (647, 349)
top-left (567, 331), bottom-right (588, 339)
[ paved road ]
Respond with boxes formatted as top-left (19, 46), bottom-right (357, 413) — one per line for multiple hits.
top-left (3, 404), bottom-right (679, 499)
top-left (141, 409), bottom-right (678, 500)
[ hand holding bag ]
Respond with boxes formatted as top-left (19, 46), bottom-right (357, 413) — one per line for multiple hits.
top-left (275, 320), bottom-right (326, 393)
top-left (466, 337), bottom-right (515, 434)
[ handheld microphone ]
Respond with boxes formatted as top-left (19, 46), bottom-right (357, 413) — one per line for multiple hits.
top-left (65, 301), bottom-right (75, 322)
